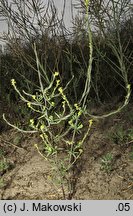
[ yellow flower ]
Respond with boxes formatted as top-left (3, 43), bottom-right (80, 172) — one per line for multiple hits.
top-left (58, 87), bottom-right (63, 94)
top-left (32, 95), bottom-right (36, 100)
top-left (54, 72), bottom-right (59, 77)
top-left (51, 101), bottom-right (55, 106)
top-left (74, 103), bottom-right (79, 110)
top-left (30, 119), bottom-right (34, 124)
top-left (56, 79), bottom-right (60, 86)
top-left (62, 101), bottom-right (65, 108)
top-left (27, 102), bottom-right (31, 108)
top-left (11, 79), bottom-right (16, 86)
top-left (68, 119), bottom-right (73, 125)
top-left (78, 110), bottom-right (82, 117)
top-left (40, 124), bottom-right (45, 130)
top-left (40, 134), bottom-right (44, 139)
top-left (89, 119), bottom-right (93, 126)
top-left (127, 84), bottom-right (130, 90)
top-left (65, 140), bottom-right (74, 145)
top-left (34, 144), bottom-right (38, 149)
top-left (79, 149), bottom-right (83, 154)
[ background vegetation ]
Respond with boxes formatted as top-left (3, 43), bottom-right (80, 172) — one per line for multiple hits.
top-left (0, 0), bottom-right (132, 109)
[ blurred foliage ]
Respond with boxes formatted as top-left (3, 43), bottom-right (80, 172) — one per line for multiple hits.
top-left (0, 4), bottom-right (132, 122)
